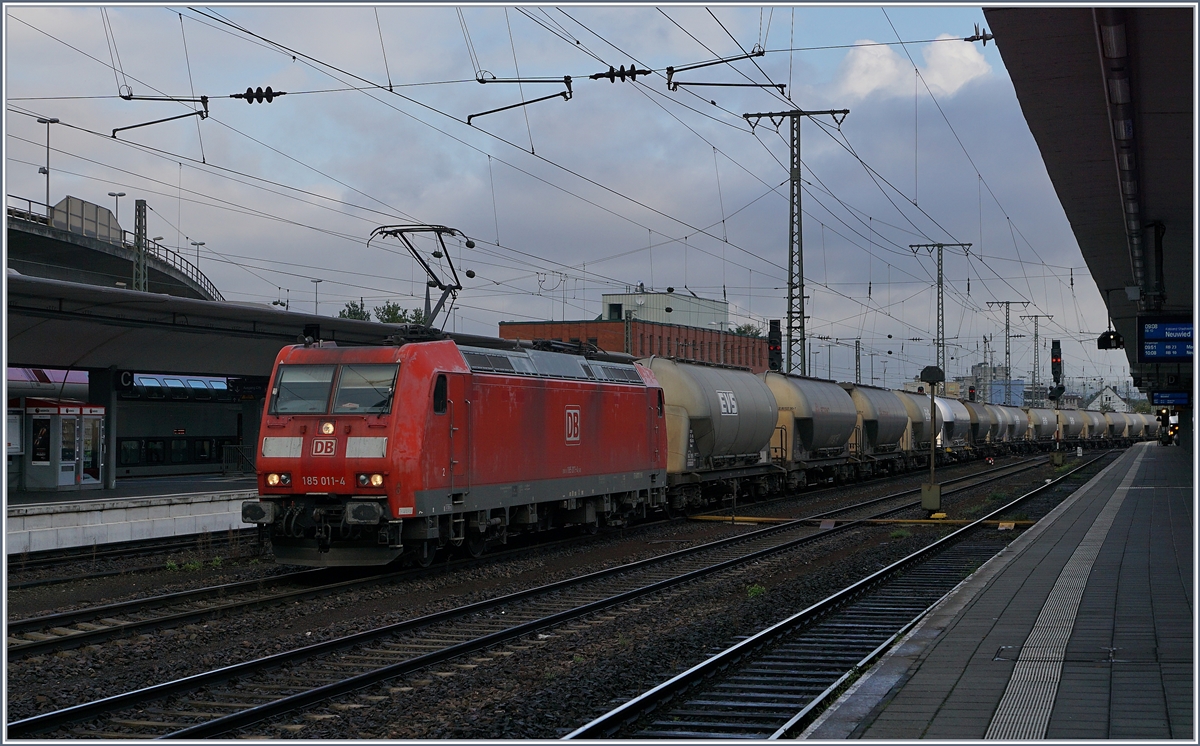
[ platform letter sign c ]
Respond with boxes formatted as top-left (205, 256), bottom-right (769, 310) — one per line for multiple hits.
top-left (565, 406), bottom-right (581, 445)
top-left (312, 438), bottom-right (337, 456)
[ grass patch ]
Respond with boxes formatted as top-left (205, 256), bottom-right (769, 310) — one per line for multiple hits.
top-left (747, 583), bottom-right (767, 599)
top-left (165, 560), bottom-right (179, 571)
top-left (182, 560), bottom-right (202, 572)
top-left (889, 529), bottom-right (912, 539)
top-left (210, 556), bottom-right (223, 569)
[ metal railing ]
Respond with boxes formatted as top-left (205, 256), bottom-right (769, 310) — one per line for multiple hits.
top-left (7, 194), bottom-right (224, 301)
top-left (222, 444), bottom-right (255, 475)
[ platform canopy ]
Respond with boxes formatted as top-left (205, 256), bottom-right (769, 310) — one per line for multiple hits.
top-left (984, 7), bottom-right (1193, 392)
top-left (6, 274), bottom-right (409, 376)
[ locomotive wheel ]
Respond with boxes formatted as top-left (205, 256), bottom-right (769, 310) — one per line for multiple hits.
top-left (464, 529), bottom-right (486, 559)
top-left (413, 540), bottom-right (437, 568)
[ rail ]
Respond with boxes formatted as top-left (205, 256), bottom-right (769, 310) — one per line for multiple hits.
top-left (7, 194), bottom-right (224, 302)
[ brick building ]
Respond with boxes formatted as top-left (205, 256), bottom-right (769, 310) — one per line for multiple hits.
top-left (497, 319), bottom-right (769, 373)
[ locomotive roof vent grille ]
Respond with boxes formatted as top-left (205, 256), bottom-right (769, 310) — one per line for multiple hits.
top-left (459, 346), bottom-right (644, 385)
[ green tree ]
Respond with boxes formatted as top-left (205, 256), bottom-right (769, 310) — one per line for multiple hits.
top-left (338, 299), bottom-right (371, 320)
top-left (373, 301), bottom-right (426, 325)
top-left (1130, 399), bottom-right (1151, 414)
top-left (732, 323), bottom-right (762, 337)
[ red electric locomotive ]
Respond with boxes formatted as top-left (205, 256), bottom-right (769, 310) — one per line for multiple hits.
top-left (242, 336), bottom-right (668, 566)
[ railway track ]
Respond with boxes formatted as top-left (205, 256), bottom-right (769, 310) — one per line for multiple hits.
top-left (5, 455), bottom-right (1012, 591)
top-left (564, 451), bottom-right (1113, 739)
top-left (7, 529), bottom-right (266, 590)
top-left (7, 457), bottom-right (1042, 661)
top-left (8, 457), bottom-right (1051, 739)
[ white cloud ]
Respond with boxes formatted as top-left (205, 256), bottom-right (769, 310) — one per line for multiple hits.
top-left (832, 34), bottom-right (991, 101)
top-left (920, 34), bottom-right (992, 97)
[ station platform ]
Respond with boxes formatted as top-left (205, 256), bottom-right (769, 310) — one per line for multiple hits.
top-left (806, 441), bottom-right (1194, 740)
top-left (6, 474), bottom-right (257, 555)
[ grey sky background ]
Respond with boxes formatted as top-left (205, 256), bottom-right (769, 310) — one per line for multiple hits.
top-left (5, 4), bottom-right (1135, 394)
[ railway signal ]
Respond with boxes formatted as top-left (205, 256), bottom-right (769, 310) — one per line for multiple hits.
top-left (768, 320), bottom-right (782, 371)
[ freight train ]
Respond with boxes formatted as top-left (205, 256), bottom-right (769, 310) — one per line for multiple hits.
top-left (240, 332), bottom-right (1152, 567)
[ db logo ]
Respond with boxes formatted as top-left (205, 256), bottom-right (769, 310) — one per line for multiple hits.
top-left (565, 407), bottom-right (581, 445)
top-left (311, 438), bottom-right (337, 456)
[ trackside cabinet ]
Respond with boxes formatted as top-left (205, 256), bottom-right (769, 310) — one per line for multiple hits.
top-left (19, 398), bottom-right (105, 491)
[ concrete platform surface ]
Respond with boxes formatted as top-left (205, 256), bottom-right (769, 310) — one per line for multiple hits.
top-left (6, 474), bottom-right (258, 554)
top-left (805, 442), bottom-right (1194, 740)
top-left (7, 474), bottom-right (257, 507)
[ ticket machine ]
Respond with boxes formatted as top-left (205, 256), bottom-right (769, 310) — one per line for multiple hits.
top-left (16, 398), bottom-right (105, 491)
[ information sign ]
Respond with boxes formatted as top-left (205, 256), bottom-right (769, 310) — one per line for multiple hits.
top-left (1151, 391), bottom-right (1191, 407)
top-left (1137, 316), bottom-right (1193, 363)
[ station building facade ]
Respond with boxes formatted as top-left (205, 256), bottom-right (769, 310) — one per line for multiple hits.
top-left (497, 319), bottom-right (770, 373)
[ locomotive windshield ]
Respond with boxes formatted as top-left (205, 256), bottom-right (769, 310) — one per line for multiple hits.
top-left (271, 365), bottom-right (336, 414)
top-left (333, 364), bottom-right (398, 413)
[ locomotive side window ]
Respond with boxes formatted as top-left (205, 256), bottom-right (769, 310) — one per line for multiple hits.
top-left (333, 364), bottom-right (398, 413)
top-left (271, 365), bottom-right (336, 414)
top-left (657, 389), bottom-right (664, 417)
top-left (433, 374), bottom-right (448, 414)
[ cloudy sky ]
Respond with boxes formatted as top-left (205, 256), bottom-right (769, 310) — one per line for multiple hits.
top-left (5, 4), bottom-right (1135, 395)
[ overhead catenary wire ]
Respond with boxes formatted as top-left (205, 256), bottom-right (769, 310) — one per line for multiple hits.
top-left (11, 6), bottom-right (1104, 369)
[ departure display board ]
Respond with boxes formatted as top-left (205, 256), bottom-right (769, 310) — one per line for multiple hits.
top-left (1151, 391), bottom-right (1190, 407)
top-left (1137, 316), bottom-right (1193, 363)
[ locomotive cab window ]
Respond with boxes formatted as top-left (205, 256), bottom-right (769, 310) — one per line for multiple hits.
top-left (433, 374), bottom-right (448, 414)
top-left (333, 364), bottom-right (399, 413)
top-left (271, 365), bottom-right (336, 414)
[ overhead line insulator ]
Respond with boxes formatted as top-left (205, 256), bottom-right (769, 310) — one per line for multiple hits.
top-left (232, 86), bottom-right (287, 103)
top-left (589, 65), bottom-right (651, 83)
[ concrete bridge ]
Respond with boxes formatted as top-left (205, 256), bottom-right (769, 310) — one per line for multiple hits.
top-left (6, 194), bottom-right (223, 302)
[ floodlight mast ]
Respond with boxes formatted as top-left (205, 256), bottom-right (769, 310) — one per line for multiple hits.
top-left (368, 224), bottom-right (475, 328)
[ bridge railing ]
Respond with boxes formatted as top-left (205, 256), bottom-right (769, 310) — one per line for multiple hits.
top-left (7, 194), bottom-right (224, 302)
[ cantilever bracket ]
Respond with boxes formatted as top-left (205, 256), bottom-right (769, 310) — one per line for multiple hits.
top-left (467, 77), bottom-right (573, 125)
top-left (112, 96), bottom-right (209, 138)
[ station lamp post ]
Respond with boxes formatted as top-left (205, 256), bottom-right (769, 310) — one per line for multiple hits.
top-left (708, 321), bottom-right (729, 364)
top-left (190, 241), bottom-right (205, 268)
top-left (108, 191), bottom-right (126, 226)
top-left (36, 117), bottom-right (59, 218)
top-left (311, 278), bottom-right (323, 315)
top-left (920, 364), bottom-right (945, 511)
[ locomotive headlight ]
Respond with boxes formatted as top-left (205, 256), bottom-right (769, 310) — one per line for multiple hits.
top-left (266, 473), bottom-right (292, 487)
top-left (280, 473), bottom-right (292, 486)
top-left (321, 421), bottom-right (335, 435)
top-left (266, 473), bottom-right (280, 486)
top-left (356, 473), bottom-right (384, 488)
